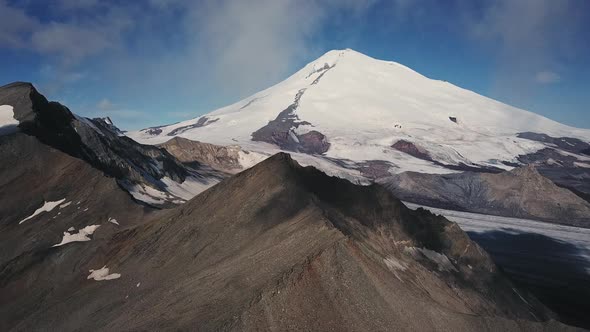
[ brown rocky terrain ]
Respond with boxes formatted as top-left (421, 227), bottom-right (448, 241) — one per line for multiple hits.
top-left (0, 152), bottom-right (581, 331)
top-left (0, 132), bottom-right (157, 330)
top-left (158, 136), bottom-right (246, 173)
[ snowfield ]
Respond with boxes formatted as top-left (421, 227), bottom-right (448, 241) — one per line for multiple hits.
top-left (121, 174), bottom-right (219, 206)
top-left (128, 49), bottom-right (590, 176)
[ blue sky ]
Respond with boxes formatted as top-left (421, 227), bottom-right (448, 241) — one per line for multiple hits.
top-left (1, 0), bottom-right (589, 130)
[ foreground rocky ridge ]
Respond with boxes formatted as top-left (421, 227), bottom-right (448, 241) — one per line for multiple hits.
top-left (0, 152), bottom-right (580, 331)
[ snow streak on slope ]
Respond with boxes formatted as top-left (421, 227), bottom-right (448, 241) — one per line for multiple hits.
top-left (129, 49), bottom-right (590, 175)
top-left (19, 199), bottom-right (67, 224)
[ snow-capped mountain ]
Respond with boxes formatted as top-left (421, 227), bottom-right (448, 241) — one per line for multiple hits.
top-left (129, 49), bottom-right (590, 181)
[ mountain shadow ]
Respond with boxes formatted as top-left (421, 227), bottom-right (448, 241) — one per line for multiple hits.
top-left (467, 229), bottom-right (590, 329)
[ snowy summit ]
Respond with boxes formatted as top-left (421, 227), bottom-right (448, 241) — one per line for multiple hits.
top-left (129, 49), bottom-right (590, 178)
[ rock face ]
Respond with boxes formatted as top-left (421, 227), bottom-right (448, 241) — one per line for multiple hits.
top-left (392, 139), bottom-right (505, 173)
top-left (158, 137), bottom-right (246, 173)
top-left (0, 82), bottom-right (221, 206)
top-left (518, 132), bottom-right (590, 155)
top-left (392, 139), bottom-right (432, 161)
top-left (379, 165), bottom-right (590, 227)
top-left (0, 153), bottom-right (577, 331)
top-left (168, 116), bottom-right (219, 136)
top-left (251, 88), bottom-right (330, 155)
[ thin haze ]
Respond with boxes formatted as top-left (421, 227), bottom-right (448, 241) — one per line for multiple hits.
top-left (0, 0), bottom-right (588, 129)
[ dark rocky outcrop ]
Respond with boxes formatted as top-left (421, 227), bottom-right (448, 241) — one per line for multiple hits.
top-left (297, 130), bottom-right (330, 154)
top-left (392, 139), bottom-right (432, 161)
top-left (144, 126), bottom-right (163, 135)
top-left (358, 160), bottom-right (396, 180)
top-left (0, 82), bottom-right (219, 205)
top-left (251, 89), bottom-right (330, 154)
top-left (311, 63), bottom-right (336, 85)
top-left (1, 153), bottom-right (575, 331)
top-left (517, 147), bottom-right (581, 168)
top-left (167, 116), bottom-right (219, 136)
top-left (391, 139), bottom-right (504, 174)
top-left (518, 132), bottom-right (590, 155)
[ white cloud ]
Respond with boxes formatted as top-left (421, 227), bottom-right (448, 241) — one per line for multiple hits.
top-left (188, 0), bottom-right (323, 94)
top-left (0, 0), bottom-right (39, 48)
top-left (535, 71), bottom-right (561, 84)
top-left (31, 23), bottom-right (110, 58)
top-left (56, 0), bottom-right (100, 11)
top-left (0, 1), bottom-right (133, 67)
top-left (460, 0), bottom-right (582, 104)
top-left (97, 98), bottom-right (114, 111)
top-left (0, 0), bottom-right (376, 97)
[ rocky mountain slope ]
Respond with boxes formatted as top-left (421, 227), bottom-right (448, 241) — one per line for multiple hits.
top-left (0, 153), bottom-right (579, 331)
top-left (0, 82), bottom-right (222, 206)
top-left (379, 165), bottom-right (590, 227)
top-left (0, 130), bottom-right (160, 331)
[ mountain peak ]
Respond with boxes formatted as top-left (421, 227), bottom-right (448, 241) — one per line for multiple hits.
top-left (0, 81), bottom-right (35, 90)
top-left (0, 81), bottom-right (50, 124)
top-left (129, 49), bottom-right (590, 181)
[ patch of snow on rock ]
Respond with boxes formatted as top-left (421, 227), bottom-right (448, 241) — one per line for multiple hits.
top-left (108, 217), bottom-right (119, 225)
top-left (19, 198), bottom-right (66, 224)
top-left (383, 256), bottom-right (407, 271)
top-left (52, 225), bottom-right (100, 247)
top-left (161, 176), bottom-right (215, 201)
top-left (404, 247), bottom-right (457, 272)
top-left (0, 105), bottom-right (19, 135)
top-left (87, 266), bottom-right (121, 281)
top-left (383, 256), bottom-right (407, 281)
top-left (238, 150), bottom-right (268, 169)
top-left (59, 201), bottom-right (72, 209)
